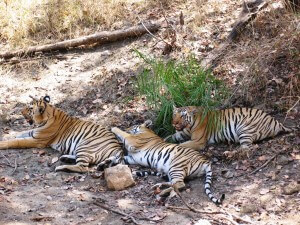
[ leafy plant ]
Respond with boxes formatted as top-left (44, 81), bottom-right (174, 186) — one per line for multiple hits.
top-left (135, 50), bottom-right (228, 137)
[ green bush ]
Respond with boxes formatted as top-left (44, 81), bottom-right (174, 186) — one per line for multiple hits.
top-left (135, 51), bottom-right (228, 137)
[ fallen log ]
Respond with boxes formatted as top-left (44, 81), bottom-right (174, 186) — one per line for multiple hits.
top-left (0, 23), bottom-right (160, 60)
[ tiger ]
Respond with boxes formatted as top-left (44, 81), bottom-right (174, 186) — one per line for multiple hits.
top-left (0, 95), bottom-right (123, 173)
top-left (102, 120), bottom-right (225, 205)
top-left (170, 105), bottom-right (296, 151)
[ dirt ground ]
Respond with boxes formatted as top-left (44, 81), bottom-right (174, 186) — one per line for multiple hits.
top-left (0, 0), bottom-right (300, 225)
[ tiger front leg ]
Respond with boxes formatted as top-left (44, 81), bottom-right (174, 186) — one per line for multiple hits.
top-left (111, 127), bottom-right (131, 142)
top-left (0, 138), bottom-right (47, 150)
top-left (2, 130), bottom-right (33, 141)
top-left (170, 130), bottom-right (191, 143)
top-left (179, 140), bottom-right (206, 151)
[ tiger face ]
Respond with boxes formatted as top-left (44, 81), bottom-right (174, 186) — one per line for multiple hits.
top-left (127, 120), bottom-right (153, 135)
top-left (112, 120), bottom-right (159, 153)
top-left (22, 96), bottom-right (51, 126)
top-left (172, 106), bottom-right (198, 131)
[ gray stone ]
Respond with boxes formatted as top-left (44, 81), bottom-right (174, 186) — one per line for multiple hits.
top-left (104, 165), bottom-right (135, 191)
top-left (283, 182), bottom-right (300, 195)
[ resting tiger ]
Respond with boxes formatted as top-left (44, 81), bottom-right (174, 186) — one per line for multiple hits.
top-left (171, 106), bottom-right (295, 151)
top-left (103, 120), bottom-right (224, 205)
top-left (0, 96), bottom-right (123, 173)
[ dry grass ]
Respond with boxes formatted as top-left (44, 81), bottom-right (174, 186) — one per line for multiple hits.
top-left (215, 1), bottom-right (300, 109)
top-left (0, 0), bottom-right (138, 49)
top-left (187, 0), bottom-right (235, 32)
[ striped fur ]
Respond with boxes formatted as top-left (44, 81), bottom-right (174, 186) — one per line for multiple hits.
top-left (111, 121), bottom-right (224, 205)
top-left (0, 96), bottom-right (123, 173)
top-left (172, 106), bottom-right (295, 151)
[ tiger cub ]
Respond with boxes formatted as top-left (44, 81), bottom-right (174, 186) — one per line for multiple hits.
top-left (108, 120), bottom-right (224, 205)
top-left (0, 96), bottom-right (123, 173)
top-left (171, 106), bottom-right (295, 151)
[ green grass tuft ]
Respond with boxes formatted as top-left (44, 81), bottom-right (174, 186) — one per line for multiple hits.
top-left (135, 50), bottom-right (228, 137)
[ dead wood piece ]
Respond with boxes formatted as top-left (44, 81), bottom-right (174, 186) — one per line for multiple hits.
top-left (0, 23), bottom-right (160, 60)
top-left (228, 0), bottom-right (268, 41)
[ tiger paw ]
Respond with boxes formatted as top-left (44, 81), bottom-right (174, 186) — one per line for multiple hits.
top-left (158, 187), bottom-right (175, 197)
top-left (59, 155), bottom-right (76, 164)
top-left (224, 148), bottom-right (253, 160)
top-left (223, 150), bottom-right (238, 159)
top-left (151, 182), bottom-right (172, 190)
top-left (97, 160), bottom-right (112, 171)
top-left (55, 165), bottom-right (88, 173)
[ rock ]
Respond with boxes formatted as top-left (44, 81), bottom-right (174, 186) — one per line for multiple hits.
top-left (194, 219), bottom-right (212, 225)
top-left (240, 202), bottom-right (259, 214)
top-left (283, 182), bottom-right (300, 195)
top-left (277, 155), bottom-right (291, 165)
top-left (260, 193), bottom-right (273, 206)
top-left (104, 165), bottom-right (135, 191)
top-left (259, 188), bottom-right (270, 195)
top-left (117, 198), bottom-right (138, 210)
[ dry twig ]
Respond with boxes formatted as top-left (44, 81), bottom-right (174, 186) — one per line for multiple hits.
top-left (93, 200), bottom-right (163, 224)
top-left (93, 201), bottom-right (140, 225)
top-left (283, 96), bottom-right (300, 123)
top-left (170, 187), bottom-right (254, 224)
top-left (1, 153), bottom-right (12, 167)
top-left (11, 158), bottom-right (17, 175)
top-left (248, 150), bottom-right (284, 175)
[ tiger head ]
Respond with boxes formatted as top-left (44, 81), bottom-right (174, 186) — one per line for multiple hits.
top-left (127, 120), bottom-right (153, 135)
top-left (112, 120), bottom-right (160, 153)
top-left (172, 106), bottom-right (199, 131)
top-left (22, 95), bottom-right (52, 126)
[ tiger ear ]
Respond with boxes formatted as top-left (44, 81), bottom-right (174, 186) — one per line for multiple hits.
top-left (43, 96), bottom-right (50, 103)
top-left (129, 146), bottom-right (138, 153)
top-left (191, 107), bottom-right (200, 116)
top-left (143, 120), bottom-right (153, 128)
top-left (173, 105), bottom-right (177, 112)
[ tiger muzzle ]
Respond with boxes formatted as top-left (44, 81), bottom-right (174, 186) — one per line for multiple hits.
top-left (173, 124), bottom-right (185, 131)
